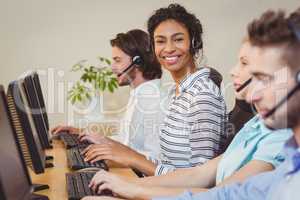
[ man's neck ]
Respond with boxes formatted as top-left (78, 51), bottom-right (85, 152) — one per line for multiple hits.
top-left (130, 72), bottom-right (149, 89)
top-left (293, 123), bottom-right (300, 147)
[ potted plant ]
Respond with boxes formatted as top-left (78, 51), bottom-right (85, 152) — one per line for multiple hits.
top-left (68, 56), bottom-right (118, 105)
top-left (67, 56), bottom-right (120, 132)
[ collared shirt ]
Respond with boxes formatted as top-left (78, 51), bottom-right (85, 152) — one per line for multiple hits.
top-left (221, 99), bottom-right (255, 153)
top-left (153, 136), bottom-right (299, 200)
top-left (216, 115), bottom-right (292, 184)
top-left (266, 139), bottom-right (300, 200)
top-left (113, 79), bottom-right (163, 159)
top-left (152, 67), bottom-right (227, 175)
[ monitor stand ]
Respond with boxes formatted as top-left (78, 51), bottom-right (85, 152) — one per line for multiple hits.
top-left (45, 155), bottom-right (53, 160)
top-left (45, 162), bottom-right (54, 168)
top-left (32, 183), bottom-right (49, 192)
top-left (46, 145), bottom-right (53, 149)
top-left (31, 193), bottom-right (49, 200)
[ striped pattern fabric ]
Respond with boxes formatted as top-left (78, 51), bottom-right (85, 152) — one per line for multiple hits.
top-left (153, 68), bottom-right (227, 175)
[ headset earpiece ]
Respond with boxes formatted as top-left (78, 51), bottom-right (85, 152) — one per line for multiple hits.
top-left (132, 55), bottom-right (143, 66)
top-left (296, 71), bottom-right (300, 85)
top-left (191, 37), bottom-right (201, 49)
top-left (117, 55), bottom-right (143, 77)
top-left (190, 36), bottom-right (203, 56)
top-left (265, 70), bottom-right (300, 118)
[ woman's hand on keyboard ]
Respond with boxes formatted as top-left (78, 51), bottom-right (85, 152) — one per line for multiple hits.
top-left (79, 130), bottom-right (106, 144)
top-left (82, 196), bottom-right (125, 200)
top-left (89, 170), bottom-right (141, 199)
top-left (50, 125), bottom-right (82, 135)
top-left (82, 138), bottom-right (140, 167)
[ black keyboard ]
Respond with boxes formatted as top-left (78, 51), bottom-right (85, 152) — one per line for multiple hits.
top-left (66, 147), bottom-right (109, 170)
top-left (60, 133), bottom-right (91, 149)
top-left (66, 172), bottom-right (112, 200)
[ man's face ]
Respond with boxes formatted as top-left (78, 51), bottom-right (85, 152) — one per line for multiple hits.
top-left (246, 45), bottom-right (298, 129)
top-left (111, 46), bottom-right (133, 86)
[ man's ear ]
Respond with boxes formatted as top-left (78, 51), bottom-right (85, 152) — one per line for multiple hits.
top-left (134, 66), bottom-right (143, 74)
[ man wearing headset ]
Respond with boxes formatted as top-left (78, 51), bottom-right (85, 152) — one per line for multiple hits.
top-left (52, 29), bottom-right (164, 162)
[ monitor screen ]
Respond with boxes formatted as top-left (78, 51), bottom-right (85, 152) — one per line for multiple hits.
top-left (7, 80), bottom-right (46, 174)
top-left (0, 85), bottom-right (32, 200)
top-left (23, 75), bottom-right (50, 149)
top-left (32, 72), bottom-right (49, 131)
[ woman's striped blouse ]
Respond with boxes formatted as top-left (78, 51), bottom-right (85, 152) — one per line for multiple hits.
top-left (152, 67), bottom-right (227, 175)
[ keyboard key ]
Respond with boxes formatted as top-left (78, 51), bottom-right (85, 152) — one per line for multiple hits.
top-left (66, 172), bottom-right (112, 200)
top-left (66, 147), bottom-right (109, 171)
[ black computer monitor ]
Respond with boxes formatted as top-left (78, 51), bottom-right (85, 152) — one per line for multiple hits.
top-left (0, 85), bottom-right (48, 200)
top-left (32, 72), bottom-right (50, 131)
top-left (6, 80), bottom-right (46, 174)
top-left (22, 74), bottom-right (52, 149)
top-left (0, 181), bottom-right (5, 200)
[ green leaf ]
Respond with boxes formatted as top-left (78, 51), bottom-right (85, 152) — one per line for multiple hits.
top-left (78, 94), bottom-right (82, 101)
top-left (72, 59), bottom-right (87, 71)
top-left (87, 75), bottom-right (92, 82)
top-left (71, 96), bottom-right (76, 104)
top-left (71, 64), bottom-right (82, 72)
top-left (99, 57), bottom-right (104, 62)
top-left (111, 80), bottom-right (118, 88)
top-left (106, 71), bottom-right (113, 76)
top-left (104, 58), bottom-right (111, 65)
top-left (100, 78), bottom-right (106, 91)
top-left (108, 82), bottom-right (114, 92)
top-left (69, 56), bottom-right (118, 104)
top-left (81, 74), bottom-right (88, 82)
top-left (86, 92), bottom-right (91, 100)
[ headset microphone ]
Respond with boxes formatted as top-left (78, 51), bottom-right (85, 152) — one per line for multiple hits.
top-left (236, 78), bottom-right (252, 92)
top-left (264, 71), bottom-right (300, 118)
top-left (117, 56), bottom-right (143, 77)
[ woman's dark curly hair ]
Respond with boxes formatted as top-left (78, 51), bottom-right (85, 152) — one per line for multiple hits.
top-left (147, 4), bottom-right (203, 57)
top-left (110, 29), bottom-right (162, 80)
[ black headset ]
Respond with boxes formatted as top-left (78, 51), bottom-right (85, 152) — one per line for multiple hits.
top-left (117, 55), bottom-right (143, 77)
top-left (117, 31), bottom-right (144, 77)
top-left (191, 35), bottom-right (203, 55)
top-left (236, 78), bottom-right (252, 92)
top-left (264, 71), bottom-right (300, 118)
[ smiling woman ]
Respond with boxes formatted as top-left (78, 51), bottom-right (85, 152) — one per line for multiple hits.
top-left (145, 3), bottom-right (227, 175)
top-left (153, 19), bottom-right (196, 85)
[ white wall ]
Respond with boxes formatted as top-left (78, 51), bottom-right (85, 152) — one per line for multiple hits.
top-left (0, 0), bottom-right (299, 126)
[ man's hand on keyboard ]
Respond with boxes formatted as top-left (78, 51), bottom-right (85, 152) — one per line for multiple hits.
top-left (89, 170), bottom-right (140, 199)
top-left (82, 138), bottom-right (139, 167)
top-left (50, 125), bottom-right (82, 135)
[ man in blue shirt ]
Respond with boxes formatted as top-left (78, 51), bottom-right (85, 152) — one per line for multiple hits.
top-left (153, 8), bottom-right (300, 200)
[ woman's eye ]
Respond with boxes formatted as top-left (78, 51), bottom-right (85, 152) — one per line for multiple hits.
top-left (240, 58), bottom-right (248, 66)
top-left (174, 38), bottom-right (184, 42)
top-left (241, 62), bottom-right (248, 67)
top-left (155, 40), bottom-right (164, 44)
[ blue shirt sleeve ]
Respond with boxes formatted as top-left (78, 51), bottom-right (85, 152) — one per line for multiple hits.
top-left (253, 129), bottom-right (292, 168)
top-left (153, 170), bottom-right (276, 200)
